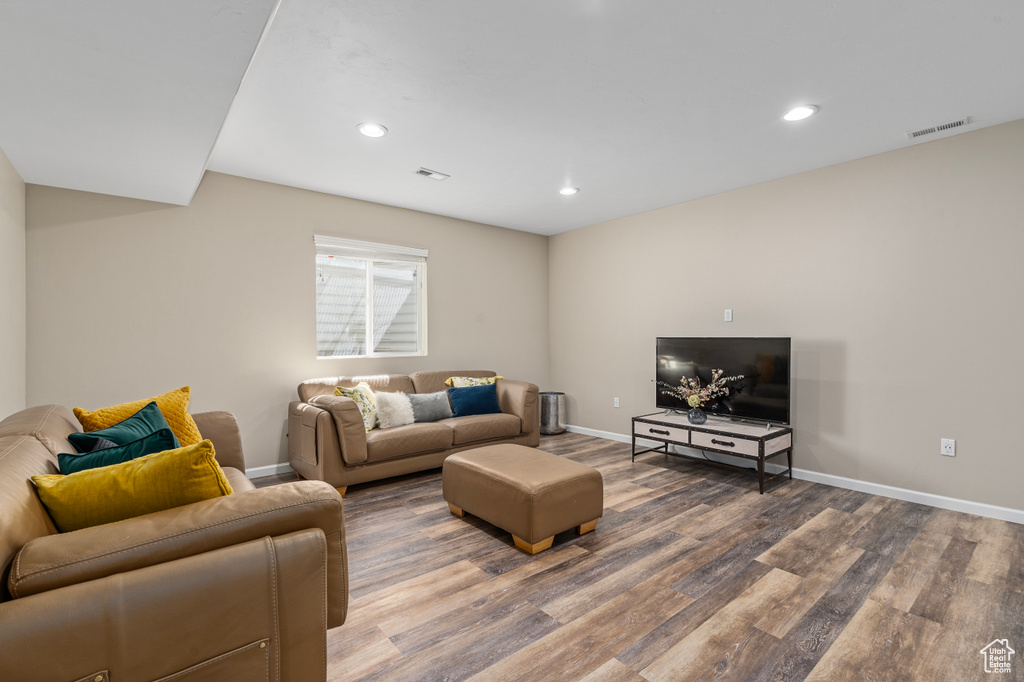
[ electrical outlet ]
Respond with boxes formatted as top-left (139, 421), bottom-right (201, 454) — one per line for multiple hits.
top-left (724, 309), bottom-right (733, 322)
top-left (613, 397), bottom-right (620, 408)
top-left (941, 438), bottom-right (956, 457)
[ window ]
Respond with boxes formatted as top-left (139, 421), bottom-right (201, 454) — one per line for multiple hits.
top-left (314, 235), bottom-right (427, 358)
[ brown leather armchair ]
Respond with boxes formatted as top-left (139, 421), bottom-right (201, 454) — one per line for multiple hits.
top-left (0, 405), bottom-right (347, 681)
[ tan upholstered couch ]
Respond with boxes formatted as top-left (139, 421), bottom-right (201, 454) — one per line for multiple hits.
top-left (288, 370), bottom-right (539, 493)
top-left (0, 404), bottom-right (348, 681)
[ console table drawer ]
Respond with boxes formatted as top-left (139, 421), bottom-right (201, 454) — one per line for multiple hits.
top-left (691, 430), bottom-right (758, 457)
top-left (634, 422), bottom-right (689, 445)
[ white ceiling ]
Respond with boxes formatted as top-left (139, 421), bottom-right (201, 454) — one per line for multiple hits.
top-left (3, 2), bottom-right (1024, 234)
top-left (0, 0), bottom-right (278, 206)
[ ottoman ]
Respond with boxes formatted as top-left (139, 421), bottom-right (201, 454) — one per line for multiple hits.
top-left (442, 444), bottom-right (603, 554)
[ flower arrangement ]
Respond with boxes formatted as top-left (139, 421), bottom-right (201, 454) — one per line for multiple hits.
top-left (658, 368), bottom-right (744, 408)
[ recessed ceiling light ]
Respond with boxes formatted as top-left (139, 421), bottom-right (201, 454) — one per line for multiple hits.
top-left (559, 187), bottom-right (580, 196)
top-left (357, 122), bottom-right (388, 138)
top-left (783, 105), bottom-right (818, 122)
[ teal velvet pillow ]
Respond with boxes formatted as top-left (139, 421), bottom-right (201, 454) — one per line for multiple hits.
top-left (68, 401), bottom-right (180, 453)
top-left (59, 428), bottom-right (179, 475)
top-left (447, 384), bottom-right (502, 417)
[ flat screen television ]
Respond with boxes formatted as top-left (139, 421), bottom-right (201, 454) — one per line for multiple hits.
top-left (656, 337), bottom-right (791, 424)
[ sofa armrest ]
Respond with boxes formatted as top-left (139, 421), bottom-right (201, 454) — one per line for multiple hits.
top-left (9, 480), bottom-right (348, 628)
top-left (306, 395), bottom-right (368, 466)
top-left (0, 530), bottom-right (327, 681)
top-left (192, 410), bottom-right (245, 471)
top-left (497, 379), bottom-right (540, 443)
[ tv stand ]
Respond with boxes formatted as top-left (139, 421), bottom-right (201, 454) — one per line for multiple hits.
top-left (631, 412), bottom-right (793, 493)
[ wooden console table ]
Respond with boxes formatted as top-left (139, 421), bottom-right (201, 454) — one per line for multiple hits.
top-left (631, 412), bottom-right (793, 493)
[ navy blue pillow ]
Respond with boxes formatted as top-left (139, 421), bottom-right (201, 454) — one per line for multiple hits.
top-left (69, 401), bottom-right (179, 453)
top-left (58, 428), bottom-right (179, 475)
top-left (447, 384), bottom-right (502, 417)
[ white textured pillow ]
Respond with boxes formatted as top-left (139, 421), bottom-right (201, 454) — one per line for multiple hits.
top-left (375, 391), bottom-right (416, 429)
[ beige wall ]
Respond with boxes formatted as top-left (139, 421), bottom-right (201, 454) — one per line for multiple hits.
top-left (0, 146), bottom-right (26, 417)
top-left (26, 172), bottom-right (550, 469)
top-left (550, 118), bottom-right (1024, 510)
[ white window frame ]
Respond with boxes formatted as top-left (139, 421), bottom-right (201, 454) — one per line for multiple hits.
top-left (314, 235), bottom-right (428, 359)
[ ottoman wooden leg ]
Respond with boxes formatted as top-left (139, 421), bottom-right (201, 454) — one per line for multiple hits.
top-left (578, 519), bottom-right (599, 535)
top-left (448, 503), bottom-right (465, 518)
top-left (335, 486), bottom-right (347, 497)
top-left (513, 535), bottom-right (554, 555)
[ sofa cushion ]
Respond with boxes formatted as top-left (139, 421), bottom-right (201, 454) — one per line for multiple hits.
top-left (442, 413), bottom-right (522, 445)
top-left (0, 436), bottom-right (60, 599)
top-left (0, 405), bottom-right (80, 457)
top-left (365, 423), bottom-right (453, 463)
top-left (31, 440), bottom-right (233, 533)
top-left (73, 386), bottom-right (203, 447)
top-left (222, 466), bottom-right (256, 493)
top-left (408, 370), bottom-right (496, 395)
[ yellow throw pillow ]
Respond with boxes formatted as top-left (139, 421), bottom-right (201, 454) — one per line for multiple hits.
top-left (335, 382), bottom-right (378, 432)
top-left (74, 386), bottom-right (203, 446)
top-left (444, 376), bottom-right (503, 388)
top-left (31, 440), bottom-right (233, 533)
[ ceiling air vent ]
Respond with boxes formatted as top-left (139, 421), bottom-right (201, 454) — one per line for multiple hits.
top-left (415, 167), bottom-right (450, 181)
top-left (906, 117), bottom-right (970, 140)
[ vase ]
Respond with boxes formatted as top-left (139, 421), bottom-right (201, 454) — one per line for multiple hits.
top-left (687, 407), bottom-right (707, 425)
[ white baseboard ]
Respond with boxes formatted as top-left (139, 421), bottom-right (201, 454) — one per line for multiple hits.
top-left (245, 463), bottom-right (294, 479)
top-left (565, 425), bottom-right (1024, 524)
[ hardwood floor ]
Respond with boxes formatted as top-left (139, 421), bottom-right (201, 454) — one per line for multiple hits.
top-left (255, 433), bottom-right (1024, 681)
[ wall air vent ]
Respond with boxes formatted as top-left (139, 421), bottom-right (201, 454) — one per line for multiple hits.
top-left (415, 167), bottom-right (450, 181)
top-left (906, 117), bottom-right (971, 140)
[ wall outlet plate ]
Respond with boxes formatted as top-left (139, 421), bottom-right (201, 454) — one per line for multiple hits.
top-left (613, 397), bottom-right (620, 408)
top-left (941, 438), bottom-right (956, 456)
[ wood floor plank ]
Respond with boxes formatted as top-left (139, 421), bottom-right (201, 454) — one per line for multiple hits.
top-left (966, 516), bottom-right (1021, 591)
top-left (908, 536), bottom-right (977, 624)
top-left (640, 568), bottom-right (803, 681)
top-left (377, 545), bottom-right (589, 641)
top-left (868, 529), bottom-right (952, 612)
top-left (753, 543), bottom-right (864, 639)
top-left (756, 507), bottom-right (867, 577)
top-left (252, 432), bottom-right (1024, 682)
top-left (743, 547), bottom-right (899, 682)
top-left (579, 658), bottom-right (647, 682)
top-left (803, 598), bottom-right (942, 682)
top-left (616, 560), bottom-right (774, 672)
top-left (464, 582), bottom-right (692, 681)
top-left (912, 573), bottom-right (1024, 681)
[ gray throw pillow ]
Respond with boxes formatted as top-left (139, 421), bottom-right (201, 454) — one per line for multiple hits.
top-left (409, 391), bottom-right (453, 423)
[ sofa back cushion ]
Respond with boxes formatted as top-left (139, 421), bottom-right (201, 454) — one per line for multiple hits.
top-left (0, 404), bottom-right (80, 457)
top-left (0, 436), bottom-right (61, 602)
top-left (0, 406), bottom-right (81, 602)
top-left (408, 370), bottom-right (496, 395)
top-left (297, 375), bottom-right (414, 402)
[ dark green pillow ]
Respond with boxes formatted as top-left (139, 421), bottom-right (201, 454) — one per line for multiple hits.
top-left (59, 428), bottom-right (179, 475)
top-left (69, 401), bottom-right (179, 452)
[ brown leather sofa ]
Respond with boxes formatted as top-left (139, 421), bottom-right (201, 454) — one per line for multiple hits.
top-left (288, 370), bottom-right (539, 493)
top-left (0, 404), bottom-right (348, 682)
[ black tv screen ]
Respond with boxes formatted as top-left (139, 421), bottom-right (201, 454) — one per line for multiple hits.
top-left (656, 337), bottom-right (791, 424)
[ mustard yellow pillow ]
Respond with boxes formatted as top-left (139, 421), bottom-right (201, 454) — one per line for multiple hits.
top-left (31, 440), bottom-right (233, 533)
top-left (74, 386), bottom-right (203, 446)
